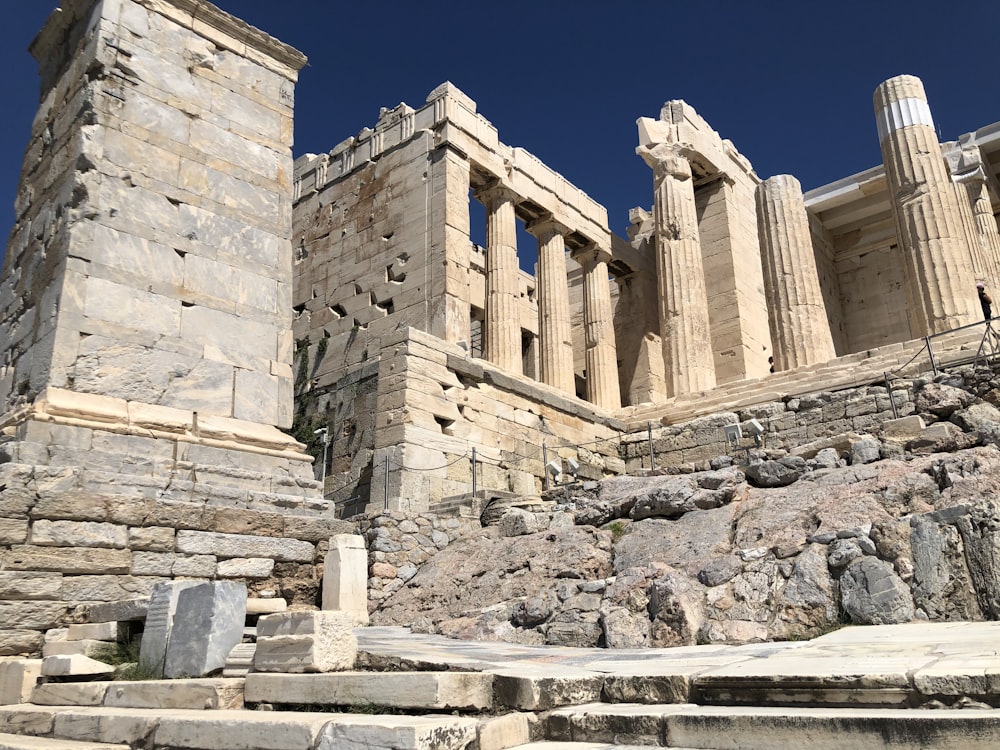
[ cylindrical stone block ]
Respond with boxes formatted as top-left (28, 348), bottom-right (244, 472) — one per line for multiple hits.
top-left (874, 75), bottom-right (978, 334)
top-left (756, 175), bottom-right (837, 371)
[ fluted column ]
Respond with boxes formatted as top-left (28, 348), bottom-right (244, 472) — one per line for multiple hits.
top-left (476, 183), bottom-right (522, 374)
top-left (576, 244), bottom-right (621, 409)
top-left (756, 175), bottom-right (836, 371)
top-left (972, 181), bottom-right (1000, 285)
top-left (875, 75), bottom-right (978, 334)
top-left (527, 216), bottom-right (574, 394)
top-left (637, 143), bottom-right (715, 396)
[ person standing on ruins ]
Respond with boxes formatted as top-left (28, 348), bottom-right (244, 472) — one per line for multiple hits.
top-left (978, 282), bottom-right (994, 321)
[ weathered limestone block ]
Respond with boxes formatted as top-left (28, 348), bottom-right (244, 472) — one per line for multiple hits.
top-left (244, 672), bottom-right (494, 710)
top-left (254, 611), bottom-right (357, 673)
top-left (66, 622), bottom-right (119, 642)
top-left (138, 581), bottom-right (202, 676)
top-left (41, 654), bottom-right (114, 677)
top-left (0, 572), bottom-right (62, 600)
top-left (839, 557), bottom-right (915, 625)
top-left (0, 659), bottom-right (42, 704)
top-left (175, 531), bottom-right (315, 562)
top-left (30, 519), bottom-right (128, 549)
top-left (321, 534), bottom-right (369, 625)
top-left (4, 545), bottom-right (132, 575)
top-left (315, 716), bottom-right (478, 750)
top-left (216, 557), bottom-right (275, 578)
top-left (0, 630), bottom-right (44, 657)
top-left (162, 582), bottom-right (248, 679)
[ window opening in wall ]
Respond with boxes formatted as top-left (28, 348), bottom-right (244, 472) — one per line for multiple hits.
top-left (522, 329), bottom-right (537, 380)
top-left (469, 307), bottom-right (484, 359)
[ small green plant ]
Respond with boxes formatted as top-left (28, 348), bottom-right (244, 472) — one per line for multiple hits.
top-left (607, 520), bottom-right (629, 542)
top-left (91, 641), bottom-right (162, 681)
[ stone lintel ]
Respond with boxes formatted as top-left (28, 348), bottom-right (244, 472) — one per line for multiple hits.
top-left (32, 0), bottom-right (307, 80)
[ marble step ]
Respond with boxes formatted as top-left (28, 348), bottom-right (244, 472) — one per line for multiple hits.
top-left (0, 734), bottom-right (128, 750)
top-left (28, 678), bottom-right (244, 710)
top-left (0, 705), bottom-right (478, 750)
top-left (546, 702), bottom-right (1000, 749)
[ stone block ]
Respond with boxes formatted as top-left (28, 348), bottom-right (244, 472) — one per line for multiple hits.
top-left (321, 534), bottom-right (369, 625)
top-left (0, 630), bottom-right (44, 657)
top-left (216, 558), bottom-right (275, 578)
top-left (30, 681), bottom-right (108, 706)
top-left (175, 530), bottom-right (315, 562)
top-left (40, 654), bottom-right (114, 677)
top-left (30, 519), bottom-right (128, 549)
top-left (0, 659), bottom-right (41, 705)
top-left (881, 415), bottom-right (926, 443)
top-left (66, 622), bottom-right (119, 642)
top-left (138, 581), bottom-right (203, 676)
top-left (246, 598), bottom-right (287, 615)
top-left (151, 710), bottom-right (332, 750)
top-left (254, 611), bottom-right (357, 673)
top-left (163, 582), bottom-right (248, 679)
top-left (0, 519), bottom-right (28, 545)
top-left (244, 671), bottom-right (493, 710)
top-left (42, 640), bottom-right (109, 658)
top-left (316, 715), bottom-right (478, 750)
top-left (103, 678), bottom-right (244, 710)
top-left (4, 546), bottom-right (132, 575)
top-left (0, 572), bottom-right (62, 600)
top-left (86, 599), bottom-right (149, 623)
top-left (127, 526), bottom-right (175, 552)
top-left (477, 713), bottom-right (531, 750)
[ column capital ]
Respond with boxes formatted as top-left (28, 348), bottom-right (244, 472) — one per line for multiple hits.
top-left (572, 242), bottom-right (613, 267)
top-left (473, 181), bottom-right (519, 209)
top-left (636, 143), bottom-right (692, 184)
top-left (525, 214), bottom-right (570, 241)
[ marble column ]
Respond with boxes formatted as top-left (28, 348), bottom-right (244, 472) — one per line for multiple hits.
top-left (971, 180), bottom-right (1000, 285)
top-left (527, 216), bottom-right (574, 394)
top-left (874, 75), bottom-right (978, 334)
top-left (756, 175), bottom-right (836, 371)
top-left (637, 143), bottom-right (716, 396)
top-left (476, 183), bottom-right (522, 374)
top-left (577, 245), bottom-right (621, 409)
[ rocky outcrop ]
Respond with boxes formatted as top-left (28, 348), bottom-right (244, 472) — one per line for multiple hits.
top-left (369, 371), bottom-right (1000, 647)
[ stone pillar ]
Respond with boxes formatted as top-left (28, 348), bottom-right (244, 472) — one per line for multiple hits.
top-left (576, 245), bottom-right (621, 410)
top-left (476, 184), bottom-right (522, 374)
top-left (875, 75), bottom-right (979, 334)
top-left (321, 534), bottom-right (369, 625)
top-left (527, 217), bottom-right (574, 394)
top-left (756, 175), bottom-right (837, 371)
top-left (0, 0), bottom-right (314, 471)
top-left (637, 144), bottom-right (716, 396)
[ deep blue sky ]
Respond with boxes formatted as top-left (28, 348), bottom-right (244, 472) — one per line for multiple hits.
top-left (1, 1), bottom-right (997, 250)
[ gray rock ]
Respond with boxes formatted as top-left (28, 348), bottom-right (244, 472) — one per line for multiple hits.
top-left (777, 455), bottom-right (808, 472)
top-left (915, 382), bottom-right (973, 419)
top-left (499, 508), bottom-right (540, 537)
top-left (850, 437), bottom-right (882, 465)
top-left (839, 557), bottom-right (915, 625)
top-left (810, 448), bottom-right (842, 470)
top-left (697, 556), bottom-right (742, 587)
top-left (955, 499), bottom-right (1000, 618)
top-left (827, 538), bottom-right (863, 570)
top-left (744, 460), bottom-right (802, 488)
top-left (951, 402), bottom-right (1000, 432)
top-left (511, 596), bottom-right (552, 627)
top-left (910, 515), bottom-right (983, 621)
top-left (806, 531), bottom-right (837, 544)
top-left (695, 467), bottom-right (744, 491)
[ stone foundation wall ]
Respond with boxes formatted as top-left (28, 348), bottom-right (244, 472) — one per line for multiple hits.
top-left (0, 462), bottom-right (353, 657)
top-left (359, 510), bottom-right (480, 611)
top-left (622, 383), bottom-right (915, 470)
top-left (372, 328), bottom-right (626, 514)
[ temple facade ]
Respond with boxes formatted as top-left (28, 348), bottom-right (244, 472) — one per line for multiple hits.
top-left (291, 77), bottom-right (1000, 515)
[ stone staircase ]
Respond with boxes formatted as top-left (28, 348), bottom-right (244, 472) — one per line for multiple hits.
top-left (5, 622), bottom-right (1000, 749)
top-left (624, 326), bottom-right (991, 430)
